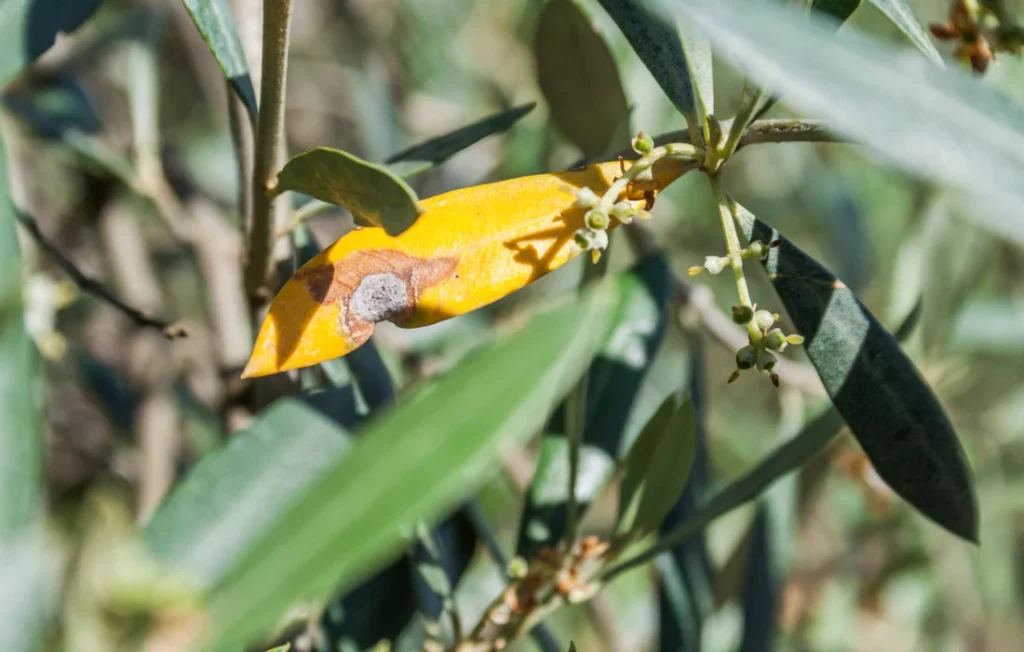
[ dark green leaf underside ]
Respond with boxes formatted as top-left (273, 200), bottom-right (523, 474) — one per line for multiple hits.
top-left (736, 206), bottom-right (978, 541)
top-left (181, 0), bottom-right (258, 120)
top-left (386, 102), bottom-right (536, 166)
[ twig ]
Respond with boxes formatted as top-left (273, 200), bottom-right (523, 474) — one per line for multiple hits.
top-left (633, 119), bottom-right (841, 159)
top-left (245, 0), bottom-right (294, 308)
top-left (623, 225), bottom-right (825, 396)
top-left (14, 212), bottom-right (176, 334)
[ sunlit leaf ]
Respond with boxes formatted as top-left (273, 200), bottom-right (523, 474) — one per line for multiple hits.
top-left (615, 394), bottom-right (696, 542)
top-left (733, 200), bottom-right (978, 541)
top-left (0, 0), bottom-right (102, 87)
top-left (655, 0), bottom-right (1024, 245)
top-left (273, 147), bottom-right (424, 236)
top-left (246, 158), bottom-right (691, 378)
top-left (536, 0), bottom-right (630, 158)
top-left (180, 0), bottom-right (258, 120)
top-left (205, 269), bottom-right (644, 651)
top-left (386, 102), bottom-right (536, 168)
top-left (0, 130), bottom-right (41, 543)
top-left (516, 255), bottom-right (672, 556)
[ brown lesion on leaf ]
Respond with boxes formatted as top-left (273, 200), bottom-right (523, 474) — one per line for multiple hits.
top-left (295, 249), bottom-right (459, 337)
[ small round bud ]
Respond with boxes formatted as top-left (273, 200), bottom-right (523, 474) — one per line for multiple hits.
top-left (704, 256), bottom-right (728, 275)
top-left (574, 187), bottom-right (599, 209)
top-left (753, 309), bottom-right (775, 331)
top-left (736, 345), bottom-right (757, 370)
top-left (585, 209), bottom-right (609, 231)
top-left (765, 328), bottom-right (787, 350)
top-left (756, 350), bottom-right (777, 372)
top-left (631, 131), bottom-right (654, 154)
top-left (507, 556), bottom-right (529, 579)
top-left (574, 229), bottom-right (595, 250)
top-left (732, 305), bottom-right (753, 324)
top-left (609, 201), bottom-right (636, 223)
top-left (748, 241), bottom-right (767, 259)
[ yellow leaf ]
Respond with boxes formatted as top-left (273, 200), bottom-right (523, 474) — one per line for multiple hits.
top-left (242, 158), bottom-right (690, 378)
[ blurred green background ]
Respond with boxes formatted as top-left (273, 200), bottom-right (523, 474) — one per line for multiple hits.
top-left (4, 0), bottom-right (1024, 650)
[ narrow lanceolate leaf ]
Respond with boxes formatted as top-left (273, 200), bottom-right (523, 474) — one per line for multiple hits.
top-left (385, 102), bottom-right (536, 168)
top-left (205, 271), bottom-right (642, 651)
top-left (657, 339), bottom-right (713, 652)
top-left (535, 0), bottom-right (630, 159)
top-left (597, 0), bottom-right (708, 136)
top-left (274, 147), bottom-right (425, 237)
top-left (866, 0), bottom-right (943, 64)
top-left (0, 129), bottom-right (42, 543)
top-left (144, 400), bottom-right (352, 589)
top-left (0, 0), bottom-right (102, 87)
top-left (516, 255), bottom-right (672, 556)
top-left (245, 158), bottom-right (690, 377)
top-left (738, 507), bottom-right (777, 652)
top-left (659, 0), bottom-right (1024, 245)
top-left (180, 0), bottom-right (259, 120)
top-left (615, 395), bottom-right (696, 542)
top-left (734, 201), bottom-right (978, 541)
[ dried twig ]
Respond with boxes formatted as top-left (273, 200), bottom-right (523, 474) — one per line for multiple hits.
top-left (15, 211), bottom-right (178, 335)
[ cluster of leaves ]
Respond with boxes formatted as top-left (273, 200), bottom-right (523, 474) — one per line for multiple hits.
top-left (2, 0), bottom-right (1024, 650)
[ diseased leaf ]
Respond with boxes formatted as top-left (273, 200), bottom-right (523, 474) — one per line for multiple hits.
top-left (180, 0), bottom-right (258, 120)
top-left (516, 255), bottom-right (672, 556)
top-left (733, 200), bottom-right (978, 541)
top-left (658, 0), bottom-right (1024, 245)
top-left (615, 394), bottom-right (696, 542)
top-left (245, 159), bottom-right (691, 378)
top-left (274, 147), bottom-right (424, 236)
top-left (0, 129), bottom-right (41, 543)
top-left (205, 270), bottom-right (642, 651)
top-left (597, 0), bottom-right (708, 134)
top-left (866, 0), bottom-right (943, 64)
top-left (0, 0), bottom-right (102, 87)
top-left (535, 0), bottom-right (630, 158)
top-left (386, 102), bottom-right (536, 167)
top-left (144, 399), bottom-right (353, 589)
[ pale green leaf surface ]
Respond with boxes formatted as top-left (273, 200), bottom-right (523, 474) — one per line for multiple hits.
top-left (203, 271), bottom-right (638, 651)
top-left (653, 0), bottom-right (1024, 245)
top-left (866, 0), bottom-right (943, 65)
top-left (144, 399), bottom-right (351, 589)
top-left (274, 147), bottom-right (424, 236)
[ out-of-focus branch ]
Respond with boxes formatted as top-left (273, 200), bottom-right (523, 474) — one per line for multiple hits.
top-left (15, 212), bottom-right (177, 335)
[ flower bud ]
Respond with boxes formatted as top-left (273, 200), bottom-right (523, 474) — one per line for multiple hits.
top-left (753, 309), bottom-right (775, 331)
top-left (785, 333), bottom-right (805, 346)
top-left (574, 187), bottom-right (599, 209)
top-left (507, 556), bottom-right (529, 579)
top-left (609, 201), bottom-right (636, 223)
top-left (736, 345), bottom-right (757, 370)
top-left (574, 229), bottom-right (595, 250)
top-left (632, 131), bottom-right (654, 154)
top-left (704, 256), bottom-right (728, 275)
top-left (732, 305), bottom-right (753, 324)
top-left (592, 229), bottom-right (609, 250)
top-left (747, 241), bottom-right (768, 259)
top-left (585, 209), bottom-right (609, 231)
top-left (756, 350), bottom-right (777, 372)
top-left (765, 328), bottom-right (786, 350)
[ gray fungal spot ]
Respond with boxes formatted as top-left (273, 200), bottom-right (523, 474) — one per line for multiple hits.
top-left (349, 273), bottom-right (410, 323)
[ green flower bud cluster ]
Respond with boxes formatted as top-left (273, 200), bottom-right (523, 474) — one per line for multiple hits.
top-left (728, 306), bottom-right (805, 387)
